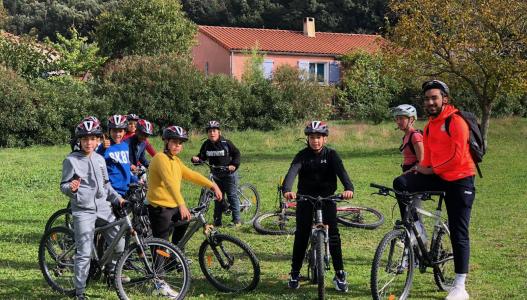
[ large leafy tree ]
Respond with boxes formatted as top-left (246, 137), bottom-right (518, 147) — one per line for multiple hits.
top-left (387, 0), bottom-right (527, 143)
top-left (2, 0), bottom-right (118, 41)
top-left (95, 0), bottom-right (197, 58)
top-left (182, 0), bottom-right (388, 34)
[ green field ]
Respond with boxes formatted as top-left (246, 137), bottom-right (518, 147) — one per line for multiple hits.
top-left (1, 118), bottom-right (526, 299)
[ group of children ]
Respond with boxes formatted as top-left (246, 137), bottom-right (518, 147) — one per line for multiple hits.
top-left (61, 107), bottom-right (423, 298)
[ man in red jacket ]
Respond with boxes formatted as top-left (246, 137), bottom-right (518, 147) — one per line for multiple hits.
top-left (393, 80), bottom-right (476, 300)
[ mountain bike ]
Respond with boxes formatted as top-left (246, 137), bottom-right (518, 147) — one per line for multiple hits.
top-left (253, 179), bottom-right (384, 235)
top-left (296, 194), bottom-right (345, 300)
top-left (194, 160), bottom-right (260, 225)
top-left (172, 187), bottom-right (261, 293)
top-left (38, 192), bottom-right (191, 299)
top-left (369, 183), bottom-right (454, 300)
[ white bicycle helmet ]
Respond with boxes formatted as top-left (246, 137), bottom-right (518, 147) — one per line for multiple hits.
top-left (391, 104), bottom-right (417, 119)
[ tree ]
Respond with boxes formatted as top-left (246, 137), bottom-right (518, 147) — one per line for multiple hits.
top-left (387, 0), bottom-right (527, 143)
top-left (0, 2), bottom-right (8, 30)
top-left (95, 0), bottom-right (197, 58)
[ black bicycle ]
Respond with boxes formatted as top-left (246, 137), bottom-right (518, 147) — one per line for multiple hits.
top-left (172, 188), bottom-right (261, 293)
top-left (194, 160), bottom-right (260, 225)
top-left (39, 193), bottom-right (191, 299)
top-left (369, 183), bottom-right (454, 300)
top-left (295, 194), bottom-right (345, 300)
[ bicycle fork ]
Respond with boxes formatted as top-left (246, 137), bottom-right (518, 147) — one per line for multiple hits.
top-left (314, 209), bottom-right (331, 271)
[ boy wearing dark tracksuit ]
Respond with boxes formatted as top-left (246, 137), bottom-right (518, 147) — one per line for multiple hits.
top-left (282, 121), bottom-right (354, 292)
top-left (393, 80), bottom-right (476, 300)
top-left (60, 116), bottom-right (125, 300)
top-left (192, 121), bottom-right (242, 226)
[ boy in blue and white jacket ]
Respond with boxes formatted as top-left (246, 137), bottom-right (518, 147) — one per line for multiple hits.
top-left (60, 116), bottom-right (125, 299)
top-left (97, 115), bottom-right (133, 196)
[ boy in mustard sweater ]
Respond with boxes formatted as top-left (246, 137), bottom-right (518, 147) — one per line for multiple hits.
top-left (147, 125), bottom-right (222, 245)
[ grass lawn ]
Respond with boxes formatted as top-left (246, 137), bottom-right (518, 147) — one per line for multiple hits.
top-left (0, 118), bottom-right (526, 299)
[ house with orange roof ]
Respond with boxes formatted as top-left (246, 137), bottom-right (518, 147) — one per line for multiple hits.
top-left (191, 18), bottom-right (384, 84)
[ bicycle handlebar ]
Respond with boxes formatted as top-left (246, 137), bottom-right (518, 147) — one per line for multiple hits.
top-left (295, 194), bottom-right (345, 203)
top-left (369, 183), bottom-right (445, 199)
top-left (192, 160), bottom-right (230, 172)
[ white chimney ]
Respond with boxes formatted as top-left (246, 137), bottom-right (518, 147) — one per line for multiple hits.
top-left (303, 17), bottom-right (315, 38)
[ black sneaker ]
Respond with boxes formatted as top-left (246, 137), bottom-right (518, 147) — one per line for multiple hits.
top-left (74, 293), bottom-right (88, 300)
top-left (288, 272), bottom-right (300, 289)
top-left (333, 270), bottom-right (348, 292)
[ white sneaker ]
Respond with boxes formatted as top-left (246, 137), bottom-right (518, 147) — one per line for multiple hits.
top-left (445, 286), bottom-right (469, 300)
top-left (153, 280), bottom-right (179, 299)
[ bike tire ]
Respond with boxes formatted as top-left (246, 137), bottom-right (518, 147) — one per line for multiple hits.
top-left (315, 231), bottom-right (326, 300)
top-left (371, 229), bottom-right (414, 300)
top-left (115, 237), bottom-right (191, 300)
top-left (432, 227), bottom-right (455, 291)
top-left (252, 211), bottom-right (296, 235)
top-left (38, 226), bottom-right (76, 296)
top-left (237, 183), bottom-right (260, 224)
top-left (198, 233), bottom-right (260, 292)
top-left (336, 206), bottom-right (384, 230)
top-left (44, 208), bottom-right (73, 232)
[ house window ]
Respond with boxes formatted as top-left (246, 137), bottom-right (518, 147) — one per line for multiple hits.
top-left (309, 63), bottom-right (327, 83)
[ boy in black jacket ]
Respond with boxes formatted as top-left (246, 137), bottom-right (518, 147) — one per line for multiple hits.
top-left (192, 121), bottom-right (242, 226)
top-left (282, 121), bottom-right (354, 292)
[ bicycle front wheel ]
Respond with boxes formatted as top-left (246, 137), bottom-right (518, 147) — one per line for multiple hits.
top-left (115, 238), bottom-right (190, 300)
top-left (432, 227), bottom-right (455, 291)
top-left (38, 226), bottom-right (76, 296)
top-left (336, 206), bottom-right (384, 229)
top-left (371, 229), bottom-right (414, 300)
top-left (253, 211), bottom-right (295, 235)
top-left (315, 231), bottom-right (326, 300)
top-left (44, 208), bottom-right (73, 232)
top-left (237, 183), bottom-right (260, 224)
top-left (199, 233), bottom-right (260, 292)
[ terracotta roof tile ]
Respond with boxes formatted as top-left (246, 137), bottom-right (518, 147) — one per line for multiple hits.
top-left (198, 25), bottom-right (384, 56)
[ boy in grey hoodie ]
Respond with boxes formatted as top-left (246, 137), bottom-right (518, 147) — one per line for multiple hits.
top-left (60, 116), bottom-right (125, 300)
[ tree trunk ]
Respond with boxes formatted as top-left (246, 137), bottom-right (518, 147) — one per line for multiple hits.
top-left (480, 102), bottom-right (492, 149)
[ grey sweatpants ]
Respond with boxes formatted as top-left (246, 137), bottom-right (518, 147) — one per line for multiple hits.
top-left (72, 209), bottom-right (124, 295)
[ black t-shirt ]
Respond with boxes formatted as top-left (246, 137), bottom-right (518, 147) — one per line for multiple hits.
top-left (282, 146), bottom-right (354, 197)
top-left (196, 137), bottom-right (241, 169)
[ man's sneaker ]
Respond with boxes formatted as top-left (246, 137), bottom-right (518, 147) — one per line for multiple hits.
top-left (333, 270), bottom-right (348, 292)
top-left (153, 280), bottom-right (179, 299)
top-left (287, 272), bottom-right (300, 289)
top-left (445, 286), bottom-right (469, 300)
top-left (213, 220), bottom-right (222, 227)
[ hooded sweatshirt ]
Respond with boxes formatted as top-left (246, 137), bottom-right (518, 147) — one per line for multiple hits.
top-left (420, 104), bottom-right (475, 181)
top-left (60, 151), bottom-right (121, 212)
top-left (96, 141), bottom-right (131, 196)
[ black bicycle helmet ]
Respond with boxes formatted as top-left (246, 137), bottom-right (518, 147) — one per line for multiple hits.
top-left (75, 116), bottom-right (103, 138)
top-left (127, 113), bottom-right (140, 121)
top-left (205, 120), bottom-right (221, 131)
top-left (422, 80), bottom-right (450, 95)
top-left (304, 121), bottom-right (329, 136)
top-left (108, 115), bottom-right (128, 129)
top-left (137, 119), bottom-right (154, 136)
top-left (163, 125), bottom-right (188, 141)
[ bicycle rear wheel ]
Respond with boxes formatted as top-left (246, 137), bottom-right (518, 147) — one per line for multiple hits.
top-left (198, 233), bottom-right (260, 292)
top-left (315, 231), bottom-right (326, 300)
top-left (38, 226), bottom-right (76, 296)
top-left (336, 205), bottom-right (384, 229)
top-left (253, 211), bottom-right (295, 235)
top-left (115, 238), bottom-right (190, 300)
top-left (44, 208), bottom-right (73, 232)
top-left (432, 227), bottom-right (455, 291)
top-left (237, 183), bottom-right (260, 224)
top-left (371, 229), bottom-right (414, 300)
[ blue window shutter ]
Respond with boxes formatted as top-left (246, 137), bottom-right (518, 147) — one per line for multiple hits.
top-left (298, 60), bottom-right (309, 80)
top-left (262, 59), bottom-right (274, 79)
top-left (329, 61), bottom-right (340, 85)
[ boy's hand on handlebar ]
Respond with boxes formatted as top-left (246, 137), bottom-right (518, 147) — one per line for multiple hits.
top-left (228, 165), bottom-right (236, 172)
top-left (211, 183), bottom-right (223, 201)
top-left (118, 198), bottom-right (127, 208)
top-left (179, 204), bottom-right (191, 220)
top-left (284, 192), bottom-right (296, 200)
top-left (341, 190), bottom-right (354, 199)
top-left (191, 156), bottom-right (201, 163)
